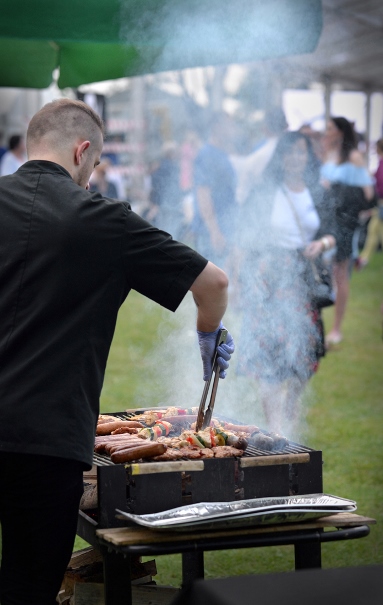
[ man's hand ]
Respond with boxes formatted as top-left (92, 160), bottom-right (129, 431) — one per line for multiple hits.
top-left (197, 322), bottom-right (235, 380)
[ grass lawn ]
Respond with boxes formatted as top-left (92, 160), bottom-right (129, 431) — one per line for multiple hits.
top-left (73, 250), bottom-right (383, 584)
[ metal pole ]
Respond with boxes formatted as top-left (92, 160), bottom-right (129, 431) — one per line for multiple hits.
top-left (365, 88), bottom-right (372, 167)
top-left (323, 75), bottom-right (332, 125)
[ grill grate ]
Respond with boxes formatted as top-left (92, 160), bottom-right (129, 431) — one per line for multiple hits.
top-left (93, 410), bottom-right (315, 466)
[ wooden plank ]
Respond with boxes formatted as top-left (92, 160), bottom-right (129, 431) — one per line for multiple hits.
top-left (240, 453), bottom-right (310, 467)
top-left (131, 585), bottom-right (180, 605)
top-left (128, 460), bottom-right (204, 475)
top-left (67, 547), bottom-right (103, 569)
top-left (96, 513), bottom-right (376, 547)
top-left (80, 482), bottom-right (98, 510)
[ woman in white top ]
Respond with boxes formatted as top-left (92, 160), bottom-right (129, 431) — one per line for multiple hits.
top-left (237, 132), bottom-right (336, 437)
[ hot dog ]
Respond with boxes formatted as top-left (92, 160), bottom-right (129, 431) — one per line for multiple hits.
top-left (94, 435), bottom-right (145, 453)
top-left (223, 423), bottom-right (260, 433)
top-left (111, 427), bottom-right (139, 434)
top-left (97, 415), bottom-right (117, 425)
top-left (96, 420), bottom-right (145, 435)
top-left (226, 434), bottom-right (248, 450)
top-left (111, 442), bottom-right (167, 464)
top-left (107, 440), bottom-right (147, 454)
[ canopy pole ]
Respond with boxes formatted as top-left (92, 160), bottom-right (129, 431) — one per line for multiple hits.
top-left (365, 88), bottom-right (372, 167)
top-left (323, 75), bottom-right (332, 125)
top-left (131, 77), bottom-right (145, 193)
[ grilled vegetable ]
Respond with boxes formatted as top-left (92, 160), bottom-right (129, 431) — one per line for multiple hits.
top-left (138, 420), bottom-right (172, 440)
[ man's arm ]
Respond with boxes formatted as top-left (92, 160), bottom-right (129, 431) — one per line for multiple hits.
top-left (189, 261), bottom-right (228, 332)
top-left (190, 261), bottom-right (234, 380)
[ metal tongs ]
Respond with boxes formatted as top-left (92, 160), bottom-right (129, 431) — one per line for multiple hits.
top-left (196, 328), bottom-right (228, 432)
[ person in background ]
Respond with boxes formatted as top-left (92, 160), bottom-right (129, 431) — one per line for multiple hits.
top-left (236, 131), bottom-right (336, 437)
top-left (0, 134), bottom-right (26, 176)
top-left (320, 117), bottom-right (374, 347)
top-left (0, 131), bottom-right (7, 163)
top-left (89, 158), bottom-right (119, 198)
top-left (193, 113), bottom-right (237, 270)
top-left (0, 98), bottom-right (235, 605)
top-left (179, 130), bottom-right (201, 243)
top-left (180, 130), bottom-right (200, 196)
top-left (230, 106), bottom-right (288, 206)
top-left (149, 141), bottom-right (183, 238)
top-left (357, 138), bottom-right (383, 268)
top-left (298, 123), bottom-right (324, 164)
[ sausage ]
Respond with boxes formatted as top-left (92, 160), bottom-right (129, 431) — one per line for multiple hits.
top-left (95, 433), bottom-right (145, 443)
top-left (94, 435), bottom-right (145, 453)
top-left (107, 440), bottom-right (147, 454)
top-left (96, 420), bottom-right (145, 435)
top-left (104, 439), bottom-right (146, 454)
top-left (111, 442), bottom-right (167, 464)
top-left (249, 432), bottom-right (274, 451)
top-left (223, 423), bottom-right (260, 433)
top-left (95, 440), bottom-right (138, 454)
top-left (111, 427), bottom-right (139, 435)
top-left (269, 432), bottom-right (288, 450)
top-left (97, 415), bottom-right (117, 425)
top-left (226, 434), bottom-right (248, 450)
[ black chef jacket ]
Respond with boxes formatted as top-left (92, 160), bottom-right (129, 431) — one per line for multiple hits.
top-left (0, 161), bottom-right (208, 468)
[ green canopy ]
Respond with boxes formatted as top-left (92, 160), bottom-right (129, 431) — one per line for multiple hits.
top-left (0, 0), bottom-right (322, 89)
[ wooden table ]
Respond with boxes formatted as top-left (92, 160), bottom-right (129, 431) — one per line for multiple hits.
top-left (95, 512), bottom-right (375, 605)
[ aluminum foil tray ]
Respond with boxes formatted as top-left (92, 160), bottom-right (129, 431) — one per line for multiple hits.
top-left (116, 494), bottom-right (356, 532)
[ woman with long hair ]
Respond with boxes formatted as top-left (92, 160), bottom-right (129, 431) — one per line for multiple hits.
top-left (237, 131), bottom-right (336, 437)
top-left (320, 117), bottom-right (374, 346)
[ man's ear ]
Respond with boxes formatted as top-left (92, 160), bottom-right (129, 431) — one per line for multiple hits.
top-left (74, 140), bottom-right (91, 165)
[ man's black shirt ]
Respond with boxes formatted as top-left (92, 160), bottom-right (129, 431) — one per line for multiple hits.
top-left (0, 161), bottom-right (207, 468)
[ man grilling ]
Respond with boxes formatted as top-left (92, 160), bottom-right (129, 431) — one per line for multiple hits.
top-left (0, 98), bottom-right (234, 605)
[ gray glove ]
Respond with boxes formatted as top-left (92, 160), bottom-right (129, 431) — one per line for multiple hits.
top-left (197, 322), bottom-right (235, 380)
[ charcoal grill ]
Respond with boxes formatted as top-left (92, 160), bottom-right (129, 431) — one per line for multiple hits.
top-left (76, 410), bottom-right (375, 605)
top-left (78, 410), bottom-right (323, 545)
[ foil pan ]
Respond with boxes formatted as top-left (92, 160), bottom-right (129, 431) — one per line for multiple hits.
top-left (116, 494), bottom-right (356, 532)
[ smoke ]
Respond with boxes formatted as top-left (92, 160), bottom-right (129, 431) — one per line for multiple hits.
top-left (118, 0), bottom-right (323, 77)
top-left (133, 293), bottom-right (266, 427)
top-left (119, 1), bottom-right (325, 443)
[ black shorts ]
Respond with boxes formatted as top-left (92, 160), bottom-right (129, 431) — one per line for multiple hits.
top-left (335, 223), bottom-right (355, 262)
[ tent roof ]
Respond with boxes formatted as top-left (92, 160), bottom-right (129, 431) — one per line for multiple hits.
top-left (271, 0), bottom-right (383, 91)
top-left (0, 0), bottom-right (322, 89)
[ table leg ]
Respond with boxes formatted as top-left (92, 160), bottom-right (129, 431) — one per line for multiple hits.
top-left (182, 551), bottom-right (204, 587)
top-left (102, 548), bottom-right (132, 605)
top-left (294, 542), bottom-right (322, 569)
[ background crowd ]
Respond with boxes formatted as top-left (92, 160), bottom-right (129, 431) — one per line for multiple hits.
top-left (1, 107), bottom-right (380, 437)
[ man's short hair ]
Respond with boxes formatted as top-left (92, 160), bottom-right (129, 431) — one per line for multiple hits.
top-left (27, 98), bottom-right (104, 153)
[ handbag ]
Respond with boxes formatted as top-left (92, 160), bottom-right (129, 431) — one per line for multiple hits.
top-left (282, 187), bottom-right (335, 309)
top-left (303, 254), bottom-right (335, 309)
